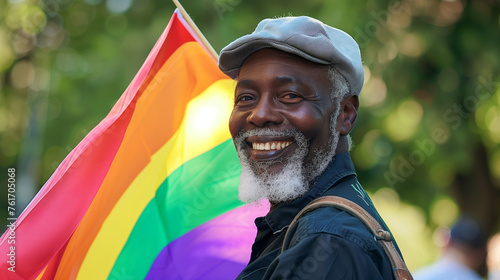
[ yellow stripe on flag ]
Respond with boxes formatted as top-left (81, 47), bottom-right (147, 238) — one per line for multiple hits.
top-left (77, 78), bottom-right (234, 280)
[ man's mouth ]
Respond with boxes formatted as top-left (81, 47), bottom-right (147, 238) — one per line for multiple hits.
top-left (251, 141), bottom-right (293, 151)
top-left (243, 136), bottom-right (295, 161)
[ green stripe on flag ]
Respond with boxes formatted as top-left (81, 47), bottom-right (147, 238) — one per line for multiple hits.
top-left (108, 139), bottom-right (242, 279)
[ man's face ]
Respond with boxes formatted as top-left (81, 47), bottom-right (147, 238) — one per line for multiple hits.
top-left (229, 49), bottom-right (340, 203)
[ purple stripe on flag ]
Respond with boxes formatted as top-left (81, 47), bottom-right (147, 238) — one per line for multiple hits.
top-left (145, 202), bottom-right (269, 280)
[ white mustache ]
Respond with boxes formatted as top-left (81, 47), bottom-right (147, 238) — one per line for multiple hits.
top-left (235, 128), bottom-right (308, 151)
top-left (239, 128), bottom-right (297, 138)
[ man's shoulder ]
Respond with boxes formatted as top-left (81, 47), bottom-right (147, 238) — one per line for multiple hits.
top-left (290, 206), bottom-right (380, 252)
top-left (413, 259), bottom-right (483, 280)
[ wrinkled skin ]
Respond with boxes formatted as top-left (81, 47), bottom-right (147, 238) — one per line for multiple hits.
top-left (229, 48), bottom-right (359, 176)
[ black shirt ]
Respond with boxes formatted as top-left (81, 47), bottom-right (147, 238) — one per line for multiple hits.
top-left (236, 152), bottom-right (403, 279)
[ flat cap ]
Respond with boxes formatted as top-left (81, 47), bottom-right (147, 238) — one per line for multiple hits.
top-left (218, 16), bottom-right (364, 95)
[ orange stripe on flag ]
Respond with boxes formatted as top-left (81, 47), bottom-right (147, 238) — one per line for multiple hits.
top-left (53, 41), bottom-right (228, 279)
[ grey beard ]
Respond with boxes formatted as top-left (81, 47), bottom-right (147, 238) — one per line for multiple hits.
top-left (234, 126), bottom-right (339, 204)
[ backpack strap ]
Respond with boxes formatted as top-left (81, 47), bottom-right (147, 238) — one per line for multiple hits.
top-left (281, 196), bottom-right (413, 280)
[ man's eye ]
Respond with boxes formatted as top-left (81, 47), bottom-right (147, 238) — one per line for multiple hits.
top-left (283, 93), bottom-right (300, 99)
top-left (235, 95), bottom-right (254, 104)
top-left (281, 93), bottom-right (303, 103)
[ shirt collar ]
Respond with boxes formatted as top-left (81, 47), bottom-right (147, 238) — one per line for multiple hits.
top-left (259, 152), bottom-right (357, 233)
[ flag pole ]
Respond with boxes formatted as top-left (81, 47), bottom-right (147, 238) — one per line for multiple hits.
top-left (172, 0), bottom-right (219, 61)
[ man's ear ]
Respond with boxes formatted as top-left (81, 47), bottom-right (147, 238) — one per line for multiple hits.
top-left (337, 95), bottom-right (359, 136)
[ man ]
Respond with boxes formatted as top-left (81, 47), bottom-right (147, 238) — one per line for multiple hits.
top-left (218, 16), bottom-right (406, 279)
top-left (413, 217), bottom-right (487, 280)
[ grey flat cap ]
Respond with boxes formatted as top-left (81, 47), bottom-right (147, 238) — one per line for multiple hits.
top-left (218, 16), bottom-right (364, 95)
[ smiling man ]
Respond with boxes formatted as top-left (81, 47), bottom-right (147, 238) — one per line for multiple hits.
top-left (219, 16), bottom-right (407, 279)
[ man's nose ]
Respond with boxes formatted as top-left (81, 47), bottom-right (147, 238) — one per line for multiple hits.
top-left (247, 97), bottom-right (284, 127)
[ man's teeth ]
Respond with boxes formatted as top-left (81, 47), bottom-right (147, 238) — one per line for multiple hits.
top-left (252, 141), bottom-right (292, 151)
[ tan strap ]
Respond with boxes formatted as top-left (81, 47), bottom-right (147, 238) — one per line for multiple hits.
top-left (281, 196), bottom-right (413, 280)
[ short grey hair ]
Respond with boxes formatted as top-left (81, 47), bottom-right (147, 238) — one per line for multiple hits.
top-left (327, 65), bottom-right (351, 102)
top-left (326, 66), bottom-right (354, 151)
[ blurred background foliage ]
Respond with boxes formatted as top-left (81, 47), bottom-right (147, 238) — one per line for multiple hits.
top-left (1, 0), bottom-right (499, 275)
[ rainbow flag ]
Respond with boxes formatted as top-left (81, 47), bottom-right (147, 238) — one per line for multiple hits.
top-left (0, 10), bottom-right (267, 279)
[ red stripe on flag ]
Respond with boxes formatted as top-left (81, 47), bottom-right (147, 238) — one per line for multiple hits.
top-left (0, 10), bottom-right (200, 280)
